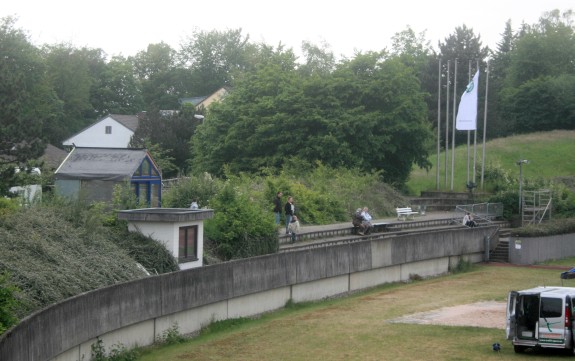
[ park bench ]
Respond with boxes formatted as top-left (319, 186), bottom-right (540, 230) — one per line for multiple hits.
top-left (396, 207), bottom-right (419, 221)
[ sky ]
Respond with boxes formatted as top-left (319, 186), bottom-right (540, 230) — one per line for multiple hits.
top-left (2, 0), bottom-right (573, 60)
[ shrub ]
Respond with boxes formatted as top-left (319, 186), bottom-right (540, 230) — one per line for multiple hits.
top-left (0, 197), bottom-right (19, 217)
top-left (512, 218), bottom-right (575, 237)
top-left (0, 272), bottom-right (19, 334)
top-left (161, 173), bottom-right (221, 209)
top-left (157, 323), bottom-right (186, 345)
top-left (91, 337), bottom-right (139, 361)
top-left (205, 181), bottom-right (278, 260)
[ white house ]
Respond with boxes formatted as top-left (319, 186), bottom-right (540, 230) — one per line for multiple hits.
top-left (62, 114), bottom-right (140, 149)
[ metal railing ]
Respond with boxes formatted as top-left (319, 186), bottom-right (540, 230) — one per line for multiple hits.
top-left (454, 202), bottom-right (503, 223)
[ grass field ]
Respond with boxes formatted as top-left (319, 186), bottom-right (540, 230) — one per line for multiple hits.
top-left (136, 260), bottom-right (575, 360)
top-left (407, 129), bottom-right (575, 195)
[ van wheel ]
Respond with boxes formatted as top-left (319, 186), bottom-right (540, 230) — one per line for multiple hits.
top-left (514, 345), bottom-right (527, 353)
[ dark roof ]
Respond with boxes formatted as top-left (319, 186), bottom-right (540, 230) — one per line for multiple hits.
top-left (55, 147), bottom-right (152, 181)
top-left (109, 114), bottom-right (140, 131)
top-left (40, 144), bottom-right (68, 170)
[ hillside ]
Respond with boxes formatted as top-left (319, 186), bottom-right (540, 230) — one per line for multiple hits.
top-left (0, 201), bottom-right (179, 330)
top-left (407, 130), bottom-right (575, 195)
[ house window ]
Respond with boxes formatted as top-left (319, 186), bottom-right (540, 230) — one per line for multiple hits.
top-left (179, 226), bottom-right (198, 261)
top-left (105, 126), bottom-right (112, 134)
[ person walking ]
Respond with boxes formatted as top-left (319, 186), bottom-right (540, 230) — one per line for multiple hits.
top-left (284, 196), bottom-right (295, 235)
top-left (273, 191), bottom-right (283, 225)
top-left (288, 215), bottom-right (300, 243)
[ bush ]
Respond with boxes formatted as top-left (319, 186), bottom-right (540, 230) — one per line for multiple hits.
top-left (161, 173), bottom-right (221, 209)
top-left (512, 218), bottom-right (575, 237)
top-left (205, 181), bottom-right (278, 260)
top-left (0, 201), bottom-right (148, 318)
top-left (0, 272), bottom-right (19, 334)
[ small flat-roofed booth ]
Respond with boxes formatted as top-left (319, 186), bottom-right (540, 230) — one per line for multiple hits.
top-left (118, 208), bottom-right (214, 270)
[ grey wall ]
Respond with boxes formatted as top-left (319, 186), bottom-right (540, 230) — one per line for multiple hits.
top-left (509, 233), bottom-right (575, 265)
top-left (0, 227), bottom-right (496, 361)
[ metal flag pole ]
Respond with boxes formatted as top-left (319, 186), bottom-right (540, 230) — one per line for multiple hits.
top-left (473, 60), bottom-right (480, 183)
top-left (450, 59), bottom-right (457, 191)
top-left (466, 60), bottom-right (471, 184)
top-left (436, 58), bottom-right (442, 190)
top-left (480, 60), bottom-right (490, 189)
top-left (445, 60), bottom-right (450, 188)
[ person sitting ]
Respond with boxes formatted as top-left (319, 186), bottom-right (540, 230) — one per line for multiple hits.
top-left (190, 199), bottom-right (199, 210)
top-left (462, 212), bottom-right (477, 227)
top-left (361, 207), bottom-right (374, 235)
top-left (352, 208), bottom-right (367, 235)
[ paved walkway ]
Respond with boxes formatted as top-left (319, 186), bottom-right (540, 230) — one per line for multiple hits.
top-left (278, 211), bottom-right (457, 236)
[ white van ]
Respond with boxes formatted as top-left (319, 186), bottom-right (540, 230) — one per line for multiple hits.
top-left (506, 286), bottom-right (575, 354)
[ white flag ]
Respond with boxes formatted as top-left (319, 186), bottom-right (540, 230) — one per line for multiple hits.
top-left (456, 70), bottom-right (479, 130)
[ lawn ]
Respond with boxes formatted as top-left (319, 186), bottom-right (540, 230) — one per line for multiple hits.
top-left (407, 129), bottom-right (575, 195)
top-left (136, 261), bottom-right (575, 360)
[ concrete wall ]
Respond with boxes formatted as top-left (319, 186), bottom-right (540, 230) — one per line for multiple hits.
top-left (0, 227), bottom-right (496, 361)
top-left (509, 233), bottom-right (575, 265)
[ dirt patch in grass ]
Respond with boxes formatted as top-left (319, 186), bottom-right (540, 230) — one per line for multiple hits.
top-left (388, 301), bottom-right (506, 329)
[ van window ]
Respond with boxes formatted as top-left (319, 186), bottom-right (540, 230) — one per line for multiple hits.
top-left (541, 297), bottom-right (562, 318)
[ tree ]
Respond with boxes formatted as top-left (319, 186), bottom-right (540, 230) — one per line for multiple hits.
top-left (438, 25), bottom-right (490, 145)
top-left (132, 42), bottom-right (192, 110)
top-left (130, 106), bottom-right (202, 177)
top-left (298, 40), bottom-right (336, 77)
top-left (506, 10), bottom-right (575, 88)
top-left (42, 44), bottom-right (122, 143)
top-left (90, 55), bottom-right (144, 117)
top-left (0, 17), bottom-right (61, 194)
top-left (488, 19), bottom-right (516, 138)
top-left (499, 10), bottom-right (575, 134)
top-left (328, 53), bottom-right (434, 185)
top-left (192, 48), bottom-right (432, 186)
top-left (179, 28), bottom-right (257, 95)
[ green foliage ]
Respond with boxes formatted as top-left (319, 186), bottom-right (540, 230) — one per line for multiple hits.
top-left (130, 109), bottom-right (203, 177)
top-left (0, 197), bottom-right (20, 216)
top-left (512, 218), bottom-right (575, 237)
top-left (199, 317), bottom-right (252, 337)
top-left (0, 272), bottom-right (19, 334)
top-left (0, 17), bottom-right (55, 175)
top-left (110, 225), bottom-right (179, 274)
top-left (161, 173), bottom-right (221, 209)
top-left (204, 181), bottom-right (278, 260)
top-left (552, 181), bottom-right (575, 217)
top-left (487, 189), bottom-right (518, 220)
top-left (451, 258), bottom-right (476, 274)
top-left (481, 161), bottom-right (516, 193)
top-left (191, 48), bottom-right (433, 187)
top-left (91, 337), bottom-right (139, 361)
top-left (0, 198), bottom-right (148, 318)
top-left (157, 323), bottom-right (186, 345)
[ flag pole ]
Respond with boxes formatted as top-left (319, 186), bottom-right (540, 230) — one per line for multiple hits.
top-left (445, 60), bottom-right (450, 188)
top-left (450, 59), bottom-right (457, 191)
top-left (473, 60), bottom-right (480, 183)
top-left (466, 60), bottom-right (471, 184)
top-left (480, 60), bottom-right (490, 189)
top-left (436, 58), bottom-right (442, 190)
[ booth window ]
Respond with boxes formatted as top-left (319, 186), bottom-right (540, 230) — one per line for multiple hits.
top-left (179, 226), bottom-right (198, 261)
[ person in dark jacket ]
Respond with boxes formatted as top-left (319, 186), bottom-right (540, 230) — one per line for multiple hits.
top-left (273, 191), bottom-right (283, 225)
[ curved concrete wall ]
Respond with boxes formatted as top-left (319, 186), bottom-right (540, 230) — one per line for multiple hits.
top-left (0, 227), bottom-right (496, 361)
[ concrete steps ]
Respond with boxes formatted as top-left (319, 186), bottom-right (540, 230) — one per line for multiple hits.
top-left (489, 238), bottom-right (510, 263)
top-left (408, 191), bottom-right (483, 212)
